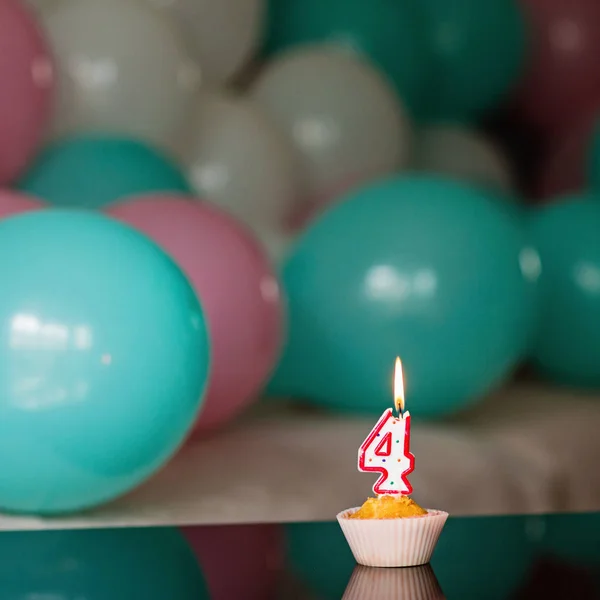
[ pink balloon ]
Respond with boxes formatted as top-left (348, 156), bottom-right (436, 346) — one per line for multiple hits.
top-left (106, 195), bottom-right (283, 432)
top-left (0, 189), bottom-right (45, 218)
top-left (536, 113), bottom-right (596, 200)
top-left (516, 0), bottom-right (600, 134)
top-left (182, 524), bottom-right (284, 600)
top-left (0, 0), bottom-right (54, 183)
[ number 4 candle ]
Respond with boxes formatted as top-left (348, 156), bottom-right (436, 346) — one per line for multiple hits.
top-left (358, 357), bottom-right (415, 495)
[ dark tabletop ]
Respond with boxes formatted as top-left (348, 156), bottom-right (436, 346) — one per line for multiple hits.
top-left (285, 512), bottom-right (600, 600)
top-left (0, 512), bottom-right (597, 599)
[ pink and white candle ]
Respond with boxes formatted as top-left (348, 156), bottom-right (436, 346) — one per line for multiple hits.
top-left (357, 358), bottom-right (415, 495)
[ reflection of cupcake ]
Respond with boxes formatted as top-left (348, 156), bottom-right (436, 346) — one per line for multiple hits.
top-left (343, 564), bottom-right (444, 600)
top-left (337, 496), bottom-right (448, 568)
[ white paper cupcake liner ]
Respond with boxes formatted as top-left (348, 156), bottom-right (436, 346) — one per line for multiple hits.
top-left (342, 564), bottom-right (444, 600)
top-left (337, 507), bottom-right (448, 568)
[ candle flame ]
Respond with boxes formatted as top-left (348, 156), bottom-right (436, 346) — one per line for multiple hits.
top-left (394, 357), bottom-right (405, 414)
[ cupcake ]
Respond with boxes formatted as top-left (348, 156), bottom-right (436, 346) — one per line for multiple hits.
top-left (341, 359), bottom-right (448, 567)
top-left (337, 495), bottom-right (448, 568)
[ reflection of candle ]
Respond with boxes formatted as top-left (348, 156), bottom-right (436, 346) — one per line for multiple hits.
top-left (358, 358), bottom-right (415, 495)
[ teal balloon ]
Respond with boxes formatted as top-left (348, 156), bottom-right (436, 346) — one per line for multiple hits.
top-left (0, 527), bottom-right (209, 599)
top-left (529, 195), bottom-right (600, 386)
top-left (269, 175), bottom-right (538, 418)
top-left (0, 210), bottom-right (210, 513)
top-left (264, 0), bottom-right (434, 119)
top-left (420, 0), bottom-right (526, 122)
top-left (286, 522), bottom-right (355, 600)
top-left (18, 136), bottom-right (191, 209)
top-left (431, 516), bottom-right (535, 600)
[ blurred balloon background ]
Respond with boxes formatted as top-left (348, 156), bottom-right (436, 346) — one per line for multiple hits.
top-left (1, 0), bottom-right (600, 587)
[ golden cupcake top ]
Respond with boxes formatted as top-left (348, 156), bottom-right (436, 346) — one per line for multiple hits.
top-left (350, 495), bottom-right (427, 519)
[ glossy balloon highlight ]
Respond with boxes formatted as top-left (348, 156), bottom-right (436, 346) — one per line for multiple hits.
top-left (529, 196), bottom-right (600, 386)
top-left (107, 196), bottom-right (282, 433)
top-left (269, 176), bottom-right (538, 418)
top-left (0, 210), bottom-right (210, 513)
top-left (19, 135), bottom-right (191, 209)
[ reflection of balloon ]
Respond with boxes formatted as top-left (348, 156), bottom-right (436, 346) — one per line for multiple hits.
top-left (250, 48), bottom-right (410, 203)
top-left (269, 176), bottom-right (538, 418)
top-left (0, 190), bottom-right (45, 219)
top-left (421, 0), bottom-right (526, 122)
top-left (180, 89), bottom-right (298, 237)
top-left (0, 0), bottom-right (53, 184)
top-left (529, 196), bottom-right (600, 386)
top-left (183, 524), bottom-right (284, 600)
top-left (149, 0), bottom-right (264, 84)
top-left (541, 513), bottom-right (600, 565)
top-left (287, 522), bottom-right (355, 600)
top-left (0, 210), bottom-right (210, 513)
top-left (516, 0), bottom-right (600, 133)
top-left (18, 135), bottom-right (190, 209)
top-left (432, 516), bottom-right (534, 600)
top-left (263, 0), bottom-right (433, 119)
top-left (586, 120), bottom-right (600, 193)
top-left (107, 196), bottom-right (282, 433)
top-left (41, 0), bottom-right (200, 147)
top-left (0, 528), bottom-right (209, 599)
top-left (413, 125), bottom-right (513, 192)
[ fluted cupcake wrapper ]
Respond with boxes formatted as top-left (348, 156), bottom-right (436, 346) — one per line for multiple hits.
top-left (337, 507), bottom-right (449, 568)
top-left (342, 564), bottom-right (444, 600)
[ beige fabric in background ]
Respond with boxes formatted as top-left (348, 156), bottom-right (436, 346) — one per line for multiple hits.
top-left (0, 383), bottom-right (598, 531)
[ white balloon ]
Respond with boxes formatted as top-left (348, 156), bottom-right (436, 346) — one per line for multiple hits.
top-left (147, 0), bottom-right (264, 84)
top-left (248, 47), bottom-right (411, 202)
top-left (41, 0), bottom-right (201, 148)
top-left (412, 125), bottom-right (513, 192)
top-left (180, 89), bottom-right (299, 244)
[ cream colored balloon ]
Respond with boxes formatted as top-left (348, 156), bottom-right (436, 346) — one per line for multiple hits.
top-left (42, 0), bottom-right (201, 148)
top-left (252, 225), bottom-right (296, 266)
top-left (413, 125), bottom-right (513, 192)
top-left (181, 89), bottom-right (299, 242)
top-left (147, 0), bottom-right (264, 84)
top-left (248, 47), bottom-right (411, 202)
